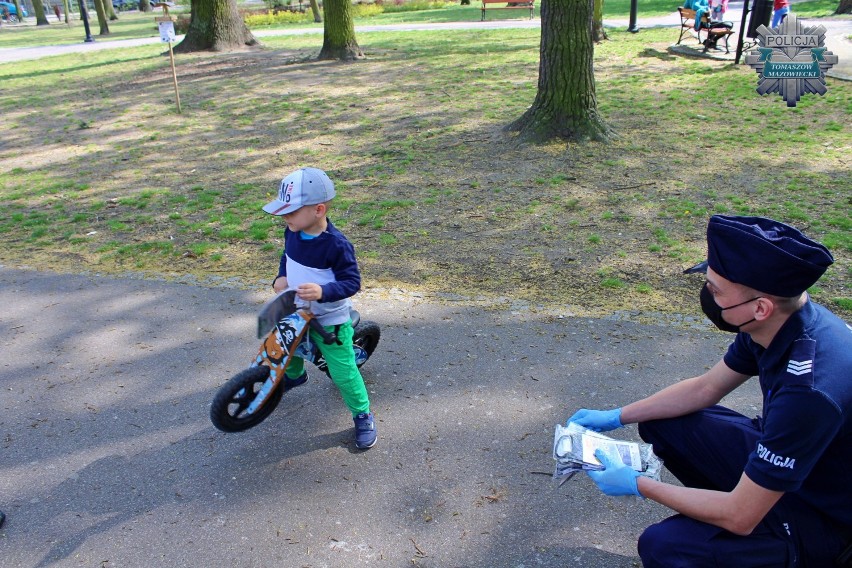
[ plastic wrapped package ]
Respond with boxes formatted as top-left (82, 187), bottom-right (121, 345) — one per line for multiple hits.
top-left (552, 422), bottom-right (663, 482)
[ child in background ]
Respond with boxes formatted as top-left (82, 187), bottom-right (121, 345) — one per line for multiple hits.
top-left (709, 0), bottom-right (728, 21)
top-left (772, 0), bottom-right (790, 28)
top-left (263, 167), bottom-right (377, 449)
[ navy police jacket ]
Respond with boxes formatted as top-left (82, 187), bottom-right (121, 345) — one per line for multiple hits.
top-left (724, 300), bottom-right (852, 528)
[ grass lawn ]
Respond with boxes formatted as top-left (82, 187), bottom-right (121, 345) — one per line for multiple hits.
top-left (0, 26), bottom-right (849, 319)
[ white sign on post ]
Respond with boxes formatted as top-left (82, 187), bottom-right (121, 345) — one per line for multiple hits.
top-left (158, 20), bottom-right (175, 43)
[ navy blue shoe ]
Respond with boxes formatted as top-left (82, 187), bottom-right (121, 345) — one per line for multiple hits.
top-left (353, 412), bottom-right (377, 449)
top-left (283, 372), bottom-right (307, 391)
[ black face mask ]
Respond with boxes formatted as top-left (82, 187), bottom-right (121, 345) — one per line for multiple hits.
top-left (700, 284), bottom-right (760, 333)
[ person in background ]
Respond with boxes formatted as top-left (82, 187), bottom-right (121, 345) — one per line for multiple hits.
top-left (772, 0), bottom-right (791, 28)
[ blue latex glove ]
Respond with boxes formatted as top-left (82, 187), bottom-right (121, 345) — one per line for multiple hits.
top-left (566, 408), bottom-right (623, 432)
top-left (587, 449), bottom-right (642, 497)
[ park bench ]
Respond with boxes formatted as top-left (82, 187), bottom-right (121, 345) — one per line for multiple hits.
top-left (677, 7), bottom-right (735, 53)
top-left (481, 0), bottom-right (535, 21)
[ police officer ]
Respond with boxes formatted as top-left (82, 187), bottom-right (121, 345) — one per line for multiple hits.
top-left (568, 215), bottom-right (851, 567)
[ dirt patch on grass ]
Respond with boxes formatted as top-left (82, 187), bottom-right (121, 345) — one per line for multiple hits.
top-left (0, 29), bottom-right (849, 321)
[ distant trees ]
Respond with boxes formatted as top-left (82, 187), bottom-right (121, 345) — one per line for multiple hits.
top-left (93, 0), bottom-right (110, 34)
top-left (308, 0), bottom-right (321, 22)
top-left (592, 0), bottom-right (607, 42)
top-left (836, 0), bottom-right (851, 14)
top-left (11, 0), bottom-right (25, 22)
top-left (32, 0), bottom-right (50, 25)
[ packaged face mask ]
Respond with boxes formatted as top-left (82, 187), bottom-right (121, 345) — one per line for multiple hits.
top-left (552, 422), bottom-right (663, 482)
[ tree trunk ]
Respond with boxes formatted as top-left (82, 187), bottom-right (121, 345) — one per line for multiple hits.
top-left (591, 0), bottom-right (607, 42)
top-left (507, 0), bottom-right (610, 142)
top-left (32, 0), bottom-right (51, 25)
top-left (175, 0), bottom-right (258, 53)
top-left (12, 0), bottom-right (25, 22)
top-left (309, 0), bottom-right (321, 22)
top-left (107, 0), bottom-right (118, 20)
top-left (139, 0), bottom-right (152, 13)
top-left (318, 0), bottom-right (364, 60)
top-left (63, 0), bottom-right (71, 23)
top-left (836, 0), bottom-right (852, 14)
top-left (93, 0), bottom-right (110, 34)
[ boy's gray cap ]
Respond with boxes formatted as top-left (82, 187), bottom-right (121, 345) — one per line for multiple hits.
top-left (262, 167), bottom-right (336, 215)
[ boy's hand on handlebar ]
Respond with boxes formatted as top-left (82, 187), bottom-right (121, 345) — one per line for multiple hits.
top-left (296, 283), bottom-right (323, 302)
top-left (566, 408), bottom-right (623, 432)
top-left (273, 276), bottom-right (288, 293)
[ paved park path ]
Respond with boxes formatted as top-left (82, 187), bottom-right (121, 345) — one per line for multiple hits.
top-left (1, 7), bottom-right (850, 80)
top-left (0, 265), bottom-right (767, 567)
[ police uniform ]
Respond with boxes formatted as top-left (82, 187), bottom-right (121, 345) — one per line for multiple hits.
top-left (636, 216), bottom-right (852, 568)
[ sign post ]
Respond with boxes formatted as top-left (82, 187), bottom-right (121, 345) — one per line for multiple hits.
top-left (154, 2), bottom-right (181, 114)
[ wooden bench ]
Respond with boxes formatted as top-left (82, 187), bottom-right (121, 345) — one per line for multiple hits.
top-left (677, 7), bottom-right (735, 54)
top-left (481, 0), bottom-right (535, 21)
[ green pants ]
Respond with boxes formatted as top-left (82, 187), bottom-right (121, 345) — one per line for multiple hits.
top-left (285, 320), bottom-right (370, 417)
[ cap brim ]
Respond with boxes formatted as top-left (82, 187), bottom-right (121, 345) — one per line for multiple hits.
top-left (262, 200), bottom-right (294, 215)
top-left (683, 260), bottom-right (708, 275)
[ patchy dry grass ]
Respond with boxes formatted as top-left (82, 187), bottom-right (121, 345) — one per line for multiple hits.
top-left (0, 27), bottom-right (849, 319)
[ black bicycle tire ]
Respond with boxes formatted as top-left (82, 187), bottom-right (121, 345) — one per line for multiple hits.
top-left (210, 365), bottom-right (283, 432)
top-left (353, 320), bottom-right (381, 362)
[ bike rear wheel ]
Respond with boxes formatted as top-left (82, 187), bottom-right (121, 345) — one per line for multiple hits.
top-left (210, 366), bottom-right (283, 432)
top-left (315, 320), bottom-right (380, 378)
top-left (353, 320), bottom-right (380, 362)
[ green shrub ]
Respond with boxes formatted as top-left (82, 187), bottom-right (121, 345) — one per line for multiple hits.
top-left (351, 3), bottom-right (385, 17)
top-left (379, 0), bottom-right (455, 13)
top-left (244, 9), bottom-right (313, 26)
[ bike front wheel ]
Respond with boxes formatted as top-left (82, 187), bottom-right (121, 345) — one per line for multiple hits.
top-left (210, 366), bottom-right (283, 432)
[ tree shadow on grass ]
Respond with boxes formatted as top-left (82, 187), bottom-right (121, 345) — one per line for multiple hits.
top-left (638, 47), bottom-right (677, 60)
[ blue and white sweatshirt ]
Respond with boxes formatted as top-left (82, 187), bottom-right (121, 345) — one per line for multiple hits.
top-left (276, 220), bottom-right (361, 326)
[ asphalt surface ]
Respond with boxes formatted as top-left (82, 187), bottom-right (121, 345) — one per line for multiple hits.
top-left (1, 9), bottom-right (850, 81)
top-left (0, 266), bottom-right (766, 567)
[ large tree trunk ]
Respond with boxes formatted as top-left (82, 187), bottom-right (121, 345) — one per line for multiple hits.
top-left (318, 0), bottom-right (364, 60)
top-left (63, 0), bottom-right (71, 23)
top-left (836, 0), bottom-right (852, 14)
top-left (107, 0), bottom-right (118, 20)
top-left (32, 0), bottom-right (51, 25)
top-left (139, 0), bottom-right (152, 13)
top-left (591, 0), bottom-right (607, 42)
top-left (175, 0), bottom-right (258, 53)
top-left (93, 0), bottom-right (110, 34)
top-left (507, 0), bottom-right (610, 142)
top-left (309, 0), bottom-right (321, 22)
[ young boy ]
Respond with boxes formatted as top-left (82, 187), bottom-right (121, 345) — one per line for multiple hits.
top-left (263, 167), bottom-right (377, 449)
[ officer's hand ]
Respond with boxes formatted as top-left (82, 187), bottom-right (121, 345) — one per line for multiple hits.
top-left (587, 449), bottom-right (642, 497)
top-left (566, 408), bottom-right (623, 432)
